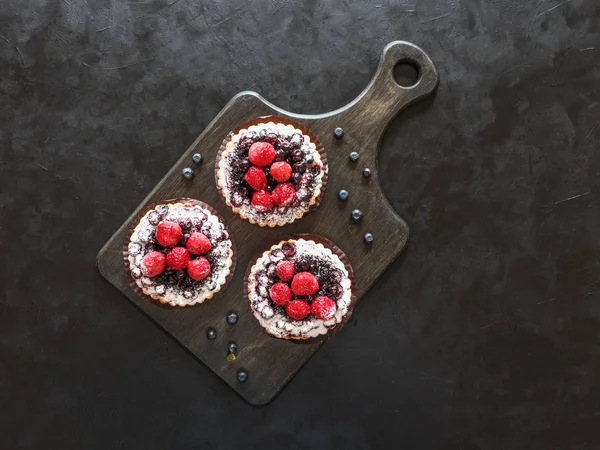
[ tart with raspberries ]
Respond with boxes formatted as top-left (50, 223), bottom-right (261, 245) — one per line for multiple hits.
top-left (125, 199), bottom-right (234, 307)
top-left (216, 117), bottom-right (327, 227)
top-left (247, 237), bottom-right (355, 341)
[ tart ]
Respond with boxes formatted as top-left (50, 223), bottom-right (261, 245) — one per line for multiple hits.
top-left (125, 200), bottom-right (233, 306)
top-left (216, 118), bottom-right (327, 227)
top-left (247, 238), bottom-right (354, 341)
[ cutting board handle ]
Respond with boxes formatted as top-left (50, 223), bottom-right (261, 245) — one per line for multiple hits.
top-left (340, 41), bottom-right (439, 136)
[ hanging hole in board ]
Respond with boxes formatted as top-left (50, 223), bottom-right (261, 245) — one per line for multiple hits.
top-left (393, 60), bottom-right (420, 88)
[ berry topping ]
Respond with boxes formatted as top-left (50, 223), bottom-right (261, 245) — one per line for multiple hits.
top-left (140, 251), bottom-right (166, 277)
top-left (270, 161), bottom-right (292, 182)
top-left (244, 166), bottom-right (267, 191)
top-left (281, 242), bottom-right (296, 257)
top-left (156, 221), bottom-right (182, 247)
top-left (276, 260), bottom-right (295, 281)
top-left (286, 299), bottom-right (311, 320)
top-left (165, 247), bottom-right (190, 270)
top-left (291, 272), bottom-right (319, 296)
top-left (186, 232), bottom-right (211, 255)
top-left (251, 190), bottom-right (274, 212)
top-left (269, 283), bottom-right (292, 306)
top-left (248, 142), bottom-right (276, 167)
top-left (271, 183), bottom-right (296, 207)
top-left (311, 296), bottom-right (336, 320)
top-left (187, 257), bottom-right (211, 280)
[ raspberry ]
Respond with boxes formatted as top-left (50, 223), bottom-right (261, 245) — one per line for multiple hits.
top-left (291, 272), bottom-right (319, 296)
top-left (270, 161), bottom-right (292, 182)
top-left (187, 257), bottom-right (211, 280)
top-left (269, 283), bottom-right (292, 306)
top-left (156, 221), bottom-right (182, 247)
top-left (311, 296), bottom-right (336, 320)
top-left (186, 232), bottom-right (211, 255)
top-left (140, 251), bottom-right (165, 277)
top-left (276, 260), bottom-right (295, 281)
top-left (286, 300), bottom-right (311, 320)
top-left (251, 190), bottom-right (274, 212)
top-left (271, 183), bottom-right (296, 207)
top-left (248, 142), bottom-right (276, 167)
top-left (165, 247), bottom-right (190, 270)
top-left (244, 166), bottom-right (267, 191)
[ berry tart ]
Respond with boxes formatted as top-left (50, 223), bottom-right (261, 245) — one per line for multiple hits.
top-left (125, 199), bottom-right (234, 307)
top-left (247, 237), bottom-right (355, 341)
top-left (216, 117), bottom-right (327, 227)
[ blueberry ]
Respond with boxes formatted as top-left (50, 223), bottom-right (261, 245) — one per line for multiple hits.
top-left (226, 312), bottom-right (238, 325)
top-left (351, 209), bottom-right (363, 222)
top-left (338, 189), bottom-right (349, 201)
top-left (228, 342), bottom-right (238, 353)
top-left (349, 152), bottom-right (359, 162)
top-left (305, 154), bottom-right (314, 164)
top-left (238, 158), bottom-right (250, 173)
top-left (182, 167), bottom-right (194, 179)
top-left (192, 153), bottom-right (203, 165)
top-left (333, 127), bottom-right (344, 139)
top-left (282, 242), bottom-right (296, 257)
top-left (237, 369), bottom-right (248, 383)
top-left (206, 328), bottom-right (217, 340)
top-left (363, 168), bottom-right (371, 178)
top-left (364, 233), bottom-right (374, 245)
top-left (292, 149), bottom-right (304, 162)
top-left (293, 162), bottom-right (307, 173)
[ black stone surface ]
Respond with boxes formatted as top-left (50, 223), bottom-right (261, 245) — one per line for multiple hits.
top-left (1, 1), bottom-right (599, 449)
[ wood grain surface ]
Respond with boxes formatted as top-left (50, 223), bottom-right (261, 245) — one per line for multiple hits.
top-left (97, 41), bottom-right (439, 405)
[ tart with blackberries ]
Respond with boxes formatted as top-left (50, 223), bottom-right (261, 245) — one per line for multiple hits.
top-left (125, 199), bottom-right (234, 307)
top-left (247, 237), bottom-right (355, 341)
top-left (216, 118), bottom-right (327, 227)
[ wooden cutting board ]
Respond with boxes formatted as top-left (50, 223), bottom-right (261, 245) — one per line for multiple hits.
top-left (97, 41), bottom-right (439, 405)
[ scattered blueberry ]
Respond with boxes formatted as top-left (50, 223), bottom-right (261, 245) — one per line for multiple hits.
top-left (192, 153), bottom-right (203, 165)
top-left (351, 209), bottom-right (363, 222)
top-left (226, 312), bottom-right (238, 325)
top-left (363, 168), bottom-right (372, 178)
top-left (237, 369), bottom-right (248, 383)
top-left (182, 167), bottom-right (194, 179)
top-left (206, 328), bottom-right (217, 340)
top-left (364, 233), bottom-right (374, 245)
top-left (333, 127), bottom-right (344, 139)
top-left (228, 342), bottom-right (238, 354)
top-left (305, 154), bottom-right (314, 164)
top-left (338, 189), bottom-right (349, 201)
top-left (349, 152), bottom-right (359, 162)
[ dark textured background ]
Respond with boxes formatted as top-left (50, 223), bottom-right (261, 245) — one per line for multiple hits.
top-left (1, 0), bottom-right (600, 449)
